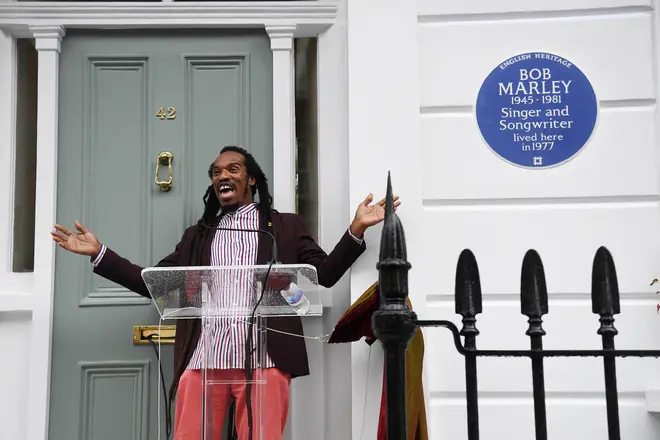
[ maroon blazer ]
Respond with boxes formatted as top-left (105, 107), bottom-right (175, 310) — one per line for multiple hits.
top-left (93, 210), bottom-right (366, 383)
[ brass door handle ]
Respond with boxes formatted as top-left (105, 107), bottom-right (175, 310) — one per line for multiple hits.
top-left (155, 151), bottom-right (174, 192)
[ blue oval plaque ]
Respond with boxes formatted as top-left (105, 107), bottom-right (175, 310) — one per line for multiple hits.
top-left (475, 52), bottom-right (598, 169)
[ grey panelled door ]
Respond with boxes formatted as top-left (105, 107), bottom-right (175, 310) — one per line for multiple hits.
top-left (50, 30), bottom-right (272, 440)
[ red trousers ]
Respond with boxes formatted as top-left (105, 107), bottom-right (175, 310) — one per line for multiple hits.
top-left (174, 368), bottom-right (291, 440)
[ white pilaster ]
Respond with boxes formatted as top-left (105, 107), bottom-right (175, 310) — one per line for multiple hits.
top-left (266, 25), bottom-right (297, 213)
top-left (27, 24), bottom-right (64, 440)
top-left (0, 29), bottom-right (16, 278)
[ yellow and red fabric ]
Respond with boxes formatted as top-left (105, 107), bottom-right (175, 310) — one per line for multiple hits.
top-left (328, 281), bottom-right (428, 440)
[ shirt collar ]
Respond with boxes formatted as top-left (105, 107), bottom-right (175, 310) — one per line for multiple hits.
top-left (230, 202), bottom-right (258, 216)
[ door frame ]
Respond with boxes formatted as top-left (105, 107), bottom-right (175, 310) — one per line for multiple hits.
top-left (0, 2), bottom-right (350, 440)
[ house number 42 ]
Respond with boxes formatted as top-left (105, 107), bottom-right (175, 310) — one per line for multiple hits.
top-left (156, 107), bottom-right (176, 120)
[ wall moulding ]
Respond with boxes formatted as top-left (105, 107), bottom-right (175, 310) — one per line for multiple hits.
top-left (0, 1), bottom-right (339, 37)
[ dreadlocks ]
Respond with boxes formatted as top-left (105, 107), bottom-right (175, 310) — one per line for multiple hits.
top-left (167, 145), bottom-right (275, 420)
top-left (198, 145), bottom-right (273, 226)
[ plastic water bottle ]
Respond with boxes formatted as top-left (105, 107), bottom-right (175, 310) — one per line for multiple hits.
top-left (280, 282), bottom-right (310, 315)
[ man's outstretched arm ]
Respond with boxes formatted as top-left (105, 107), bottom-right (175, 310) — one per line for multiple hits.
top-left (293, 192), bottom-right (401, 287)
top-left (52, 220), bottom-right (193, 299)
top-left (293, 214), bottom-right (366, 288)
top-left (91, 236), bottom-right (188, 298)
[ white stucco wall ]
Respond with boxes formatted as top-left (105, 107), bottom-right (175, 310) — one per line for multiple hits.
top-left (348, 0), bottom-right (660, 439)
top-left (347, 1), bottom-right (421, 437)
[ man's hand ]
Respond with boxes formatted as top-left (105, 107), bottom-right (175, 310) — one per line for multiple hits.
top-left (350, 193), bottom-right (401, 238)
top-left (51, 220), bottom-right (102, 257)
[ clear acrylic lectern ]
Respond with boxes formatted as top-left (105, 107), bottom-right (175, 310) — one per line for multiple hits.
top-left (141, 264), bottom-right (323, 440)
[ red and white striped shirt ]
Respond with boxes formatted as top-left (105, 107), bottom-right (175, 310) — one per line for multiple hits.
top-left (186, 202), bottom-right (275, 370)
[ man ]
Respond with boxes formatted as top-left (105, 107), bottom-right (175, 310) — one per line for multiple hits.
top-left (52, 146), bottom-right (399, 440)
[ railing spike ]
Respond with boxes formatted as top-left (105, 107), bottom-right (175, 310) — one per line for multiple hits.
top-left (520, 249), bottom-right (549, 322)
top-left (385, 170), bottom-right (394, 218)
top-left (591, 246), bottom-right (620, 317)
top-left (455, 249), bottom-right (483, 320)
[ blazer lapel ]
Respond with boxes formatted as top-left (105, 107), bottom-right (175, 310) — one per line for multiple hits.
top-left (200, 216), bottom-right (221, 267)
top-left (256, 207), bottom-right (270, 265)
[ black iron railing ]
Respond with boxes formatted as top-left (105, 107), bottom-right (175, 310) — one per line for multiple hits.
top-left (373, 174), bottom-right (660, 440)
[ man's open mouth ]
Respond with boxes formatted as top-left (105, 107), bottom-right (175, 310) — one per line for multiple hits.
top-left (217, 183), bottom-right (234, 193)
top-left (217, 183), bottom-right (236, 198)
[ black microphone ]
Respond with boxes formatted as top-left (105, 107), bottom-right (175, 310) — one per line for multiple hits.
top-left (198, 222), bottom-right (279, 440)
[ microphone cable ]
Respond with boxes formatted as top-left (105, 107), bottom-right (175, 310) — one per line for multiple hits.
top-left (146, 333), bottom-right (172, 440)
